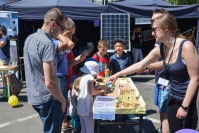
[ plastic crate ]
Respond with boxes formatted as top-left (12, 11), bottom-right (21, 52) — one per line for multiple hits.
top-left (93, 96), bottom-right (116, 120)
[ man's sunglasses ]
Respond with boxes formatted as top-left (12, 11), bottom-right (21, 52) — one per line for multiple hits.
top-left (51, 19), bottom-right (65, 31)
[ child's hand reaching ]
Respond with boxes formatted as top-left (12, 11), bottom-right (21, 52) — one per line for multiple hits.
top-left (100, 89), bottom-right (106, 96)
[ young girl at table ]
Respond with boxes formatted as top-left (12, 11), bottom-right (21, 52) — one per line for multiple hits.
top-left (72, 61), bottom-right (105, 133)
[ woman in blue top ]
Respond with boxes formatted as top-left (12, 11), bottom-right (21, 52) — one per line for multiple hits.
top-left (108, 14), bottom-right (199, 132)
top-left (0, 25), bottom-right (10, 65)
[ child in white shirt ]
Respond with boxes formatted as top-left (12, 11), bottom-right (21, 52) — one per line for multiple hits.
top-left (72, 61), bottom-right (105, 133)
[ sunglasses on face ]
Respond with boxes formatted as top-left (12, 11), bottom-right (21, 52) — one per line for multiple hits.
top-left (151, 27), bottom-right (159, 33)
top-left (51, 19), bottom-right (65, 31)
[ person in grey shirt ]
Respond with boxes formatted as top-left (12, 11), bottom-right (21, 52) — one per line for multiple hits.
top-left (23, 8), bottom-right (67, 133)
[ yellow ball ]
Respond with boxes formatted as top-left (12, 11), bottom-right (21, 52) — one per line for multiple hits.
top-left (8, 95), bottom-right (18, 107)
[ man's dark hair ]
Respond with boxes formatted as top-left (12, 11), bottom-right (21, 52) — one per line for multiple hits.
top-left (44, 8), bottom-right (66, 25)
top-left (0, 25), bottom-right (7, 35)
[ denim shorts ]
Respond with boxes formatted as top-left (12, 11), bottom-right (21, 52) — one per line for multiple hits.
top-left (154, 84), bottom-right (169, 113)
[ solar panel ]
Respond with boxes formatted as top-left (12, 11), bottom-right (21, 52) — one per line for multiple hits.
top-left (101, 13), bottom-right (130, 52)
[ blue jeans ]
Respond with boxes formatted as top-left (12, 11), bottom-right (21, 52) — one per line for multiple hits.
top-left (58, 76), bottom-right (68, 100)
top-left (58, 76), bottom-right (68, 116)
top-left (32, 100), bottom-right (65, 133)
top-left (132, 48), bottom-right (143, 64)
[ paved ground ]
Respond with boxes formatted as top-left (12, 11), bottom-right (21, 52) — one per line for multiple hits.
top-left (0, 74), bottom-right (161, 133)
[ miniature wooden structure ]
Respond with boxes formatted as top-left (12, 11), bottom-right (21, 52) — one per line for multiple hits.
top-left (105, 77), bottom-right (145, 114)
top-left (95, 77), bottom-right (146, 133)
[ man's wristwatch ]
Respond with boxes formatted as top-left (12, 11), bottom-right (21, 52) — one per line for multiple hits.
top-left (181, 105), bottom-right (189, 112)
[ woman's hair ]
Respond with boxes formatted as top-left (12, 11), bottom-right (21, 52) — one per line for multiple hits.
top-left (153, 9), bottom-right (169, 15)
top-left (152, 14), bottom-right (186, 39)
top-left (73, 71), bottom-right (84, 91)
top-left (98, 39), bottom-right (109, 48)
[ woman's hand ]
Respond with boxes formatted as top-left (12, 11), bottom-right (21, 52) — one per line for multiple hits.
top-left (107, 73), bottom-right (120, 84)
top-left (176, 107), bottom-right (188, 119)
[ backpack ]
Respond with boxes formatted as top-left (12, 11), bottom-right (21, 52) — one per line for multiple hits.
top-left (8, 74), bottom-right (23, 97)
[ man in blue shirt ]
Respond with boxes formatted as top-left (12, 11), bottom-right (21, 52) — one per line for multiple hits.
top-left (53, 20), bottom-right (88, 100)
top-left (53, 20), bottom-right (88, 132)
top-left (53, 33), bottom-right (74, 100)
top-left (0, 25), bottom-right (10, 65)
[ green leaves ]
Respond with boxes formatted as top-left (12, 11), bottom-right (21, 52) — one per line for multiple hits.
top-left (167, 0), bottom-right (199, 5)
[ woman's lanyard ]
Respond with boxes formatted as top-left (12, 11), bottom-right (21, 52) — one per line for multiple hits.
top-left (164, 37), bottom-right (176, 71)
top-left (158, 37), bottom-right (176, 87)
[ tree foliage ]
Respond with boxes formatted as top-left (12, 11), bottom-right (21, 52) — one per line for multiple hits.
top-left (167, 0), bottom-right (199, 5)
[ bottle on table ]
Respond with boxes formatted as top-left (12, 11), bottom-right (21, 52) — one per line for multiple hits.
top-left (104, 65), bottom-right (109, 78)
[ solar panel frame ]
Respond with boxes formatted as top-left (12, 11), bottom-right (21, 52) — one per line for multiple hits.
top-left (100, 13), bottom-right (130, 52)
